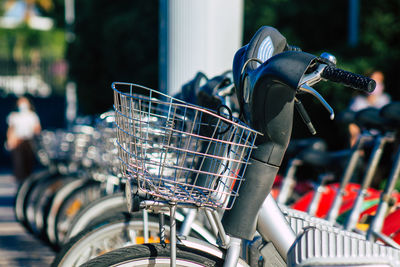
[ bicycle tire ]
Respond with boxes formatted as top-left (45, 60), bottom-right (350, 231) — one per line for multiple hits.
top-left (80, 243), bottom-right (224, 267)
top-left (64, 192), bottom-right (127, 242)
top-left (52, 212), bottom-right (163, 267)
top-left (50, 179), bottom-right (103, 247)
top-left (33, 176), bottom-right (77, 241)
top-left (14, 168), bottom-right (57, 231)
top-left (25, 173), bottom-right (67, 234)
top-left (46, 178), bottom-right (102, 247)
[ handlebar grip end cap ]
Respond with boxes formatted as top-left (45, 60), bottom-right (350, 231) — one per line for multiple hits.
top-left (367, 80), bottom-right (376, 93)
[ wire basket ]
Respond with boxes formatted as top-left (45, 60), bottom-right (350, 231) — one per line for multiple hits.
top-left (113, 82), bottom-right (260, 210)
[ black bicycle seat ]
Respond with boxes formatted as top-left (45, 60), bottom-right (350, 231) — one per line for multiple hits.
top-left (380, 101), bottom-right (400, 126)
top-left (337, 109), bottom-right (357, 124)
top-left (297, 149), bottom-right (351, 170)
top-left (285, 138), bottom-right (327, 158)
top-left (355, 107), bottom-right (392, 131)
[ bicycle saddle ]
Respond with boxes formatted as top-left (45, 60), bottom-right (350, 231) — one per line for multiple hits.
top-left (355, 107), bottom-right (392, 131)
top-left (297, 149), bottom-right (351, 170)
top-left (337, 109), bottom-right (357, 124)
top-left (285, 138), bottom-right (328, 158)
top-left (381, 101), bottom-right (400, 125)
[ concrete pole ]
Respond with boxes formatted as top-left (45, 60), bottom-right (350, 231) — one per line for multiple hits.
top-left (159, 0), bottom-right (244, 95)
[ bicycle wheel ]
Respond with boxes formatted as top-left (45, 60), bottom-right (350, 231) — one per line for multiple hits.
top-left (14, 168), bottom-right (57, 231)
top-left (47, 179), bottom-right (103, 247)
top-left (25, 172), bottom-right (67, 234)
top-left (64, 192), bottom-right (127, 243)
top-left (52, 212), bottom-right (164, 267)
top-left (33, 175), bottom-right (77, 241)
top-left (78, 243), bottom-right (223, 267)
top-left (46, 178), bottom-right (89, 245)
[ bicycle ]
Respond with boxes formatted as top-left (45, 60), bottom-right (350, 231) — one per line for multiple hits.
top-left (51, 74), bottom-right (234, 266)
top-left (82, 26), bottom-right (400, 267)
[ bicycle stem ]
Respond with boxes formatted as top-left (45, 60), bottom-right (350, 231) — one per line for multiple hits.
top-left (277, 158), bottom-right (302, 204)
top-left (344, 132), bottom-right (395, 231)
top-left (307, 173), bottom-right (334, 216)
top-left (326, 132), bottom-right (372, 223)
top-left (367, 141), bottom-right (400, 241)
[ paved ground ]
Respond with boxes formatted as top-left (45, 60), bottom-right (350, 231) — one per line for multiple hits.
top-left (0, 172), bottom-right (55, 267)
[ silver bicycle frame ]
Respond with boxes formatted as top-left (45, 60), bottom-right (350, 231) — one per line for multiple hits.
top-left (256, 194), bottom-right (297, 260)
top-left (218, 193), bottom-right (296, 266)
top-left (326, 133), bottom-right (373, 223)
top-left (344, 132), bottom-right (395, 231)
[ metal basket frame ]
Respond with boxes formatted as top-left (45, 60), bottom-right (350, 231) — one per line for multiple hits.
top-left (113, 82), bottom-right (260, 210)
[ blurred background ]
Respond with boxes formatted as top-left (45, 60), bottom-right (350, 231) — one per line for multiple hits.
top-left (0, 0), bottom-right (399, 168)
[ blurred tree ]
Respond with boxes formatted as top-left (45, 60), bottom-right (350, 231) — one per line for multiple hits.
top-left (67, 0), bottom-right (158, 114)
top-left (66, 0), bottom-right (399, 139)
top-left (244, 0), bottom-right (400, 150)
top-left (0, 0), bottom-right (65, 61)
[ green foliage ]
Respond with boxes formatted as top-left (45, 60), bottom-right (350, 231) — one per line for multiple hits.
top-left (65, 0), bottom-right (399, 141)
top-left (0, 26), bottom-right (66, 60)
top-left (244, 0), bottom-right (400, 150)
top-left (67, 0), bottom-right (158, 114)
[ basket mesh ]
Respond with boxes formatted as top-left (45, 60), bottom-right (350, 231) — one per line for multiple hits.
top-left (113, 82), bottom-right (259, 209)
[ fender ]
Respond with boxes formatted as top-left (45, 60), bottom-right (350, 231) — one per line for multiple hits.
top-left (66, 193), bottom-right (216, 245)
top-left (67, 193), bottom-right (127, 239)
top-left (47, 178), bottom-right (91, 244)
top-left (179, 236), bottom-right (249, 267)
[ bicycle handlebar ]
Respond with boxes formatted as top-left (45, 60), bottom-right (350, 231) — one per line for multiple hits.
top-left (321, 65), bottom-right (376, 93)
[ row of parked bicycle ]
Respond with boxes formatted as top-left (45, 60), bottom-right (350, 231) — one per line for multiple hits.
top-left (15, 26), bottom-right (400, 266)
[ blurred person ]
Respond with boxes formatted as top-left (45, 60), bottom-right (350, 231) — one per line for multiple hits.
top-left (6, 96), bottom-right (41, 183)
top-left (348, 70), bottom-right (391, 147)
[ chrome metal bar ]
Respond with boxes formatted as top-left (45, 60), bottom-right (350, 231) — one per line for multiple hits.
top-left (307, 173), bottom-right (333, 216)
top-left (299, 84), bottom-right (334, 120)
top-left (307, 178), bottom-right (326, 216)
top-left (257, 194), bottom-right (296, 261)
top-left (367, 201), bottom-right (389, 240)
top-left (178, 209), bottom-right (197, 236)
top-left (277, 158), bottom-right (301, 204)
top-left (143, 209), bottom-right (149, 243)
top-left (223, 237), bottom-right (242, 267)
top-left (211, 209), bottom-right (230, 247)
top-left (204, 209), bottom-right (219, 238)
top-left (344, 134), bottom-right (390, 231)
top-left (298, 64), bottom-right (325, 86)
top-left (367, 145), bottom-right (400, 241)
top-left (344, 188), bottom-right (368, 231)
top-left (326, 133), bottom-right (370, 223)
top-left (170, 204), bottom-right (177, 267)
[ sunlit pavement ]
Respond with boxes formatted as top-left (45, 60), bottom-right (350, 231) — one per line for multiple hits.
top-left (0, 172), bottom-right (55, 267)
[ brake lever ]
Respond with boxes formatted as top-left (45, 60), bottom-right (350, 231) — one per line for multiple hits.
top-left (299, 64), bottom-right (325, 87)
top-left (299, 84), bottom-right (335, 120)
top-left (295, 97), bottom-right (316, 135)
top-left (299, 52), bottom-right (337, 87)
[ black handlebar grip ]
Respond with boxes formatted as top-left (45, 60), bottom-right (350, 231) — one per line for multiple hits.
top-left (321, 66), bottom-right (376, 93)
